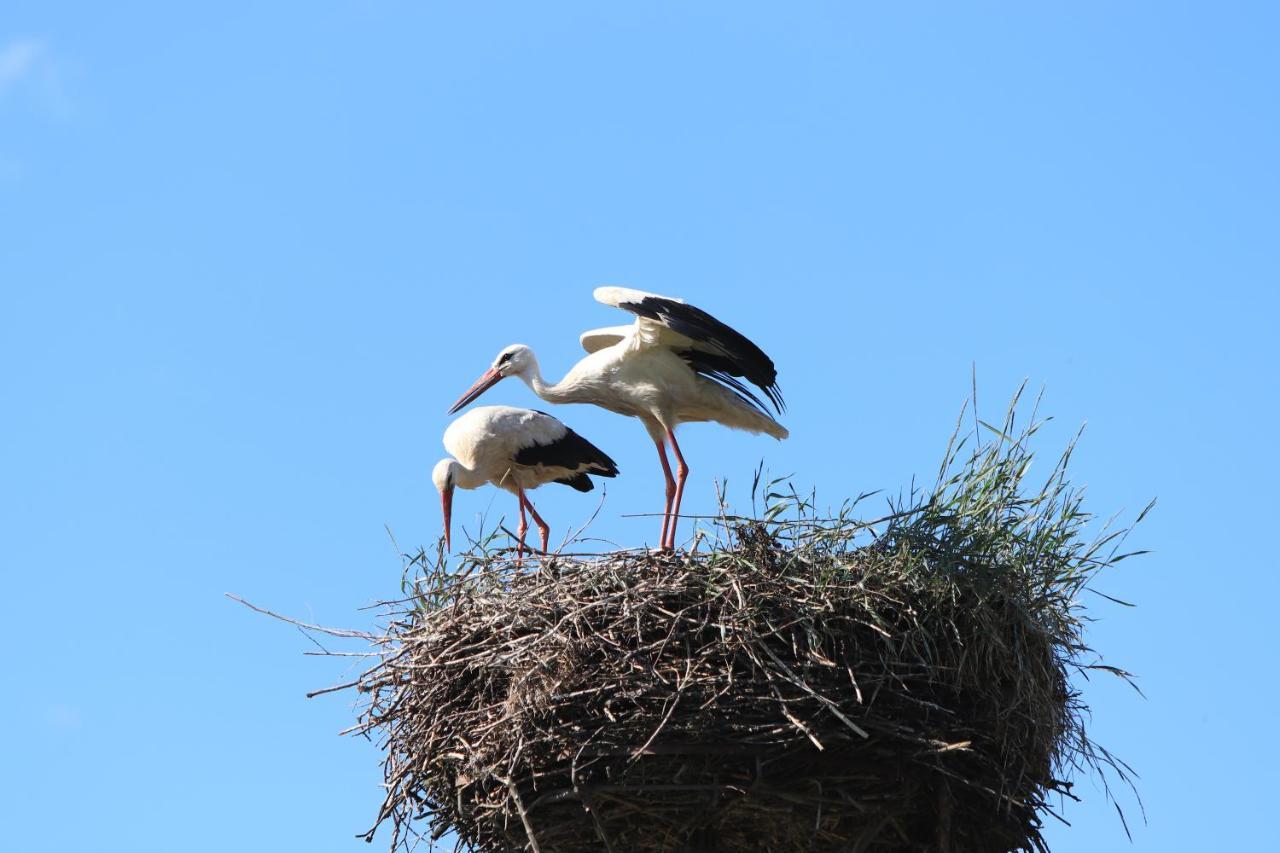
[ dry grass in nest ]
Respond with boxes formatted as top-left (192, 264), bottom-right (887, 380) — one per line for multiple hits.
top-left (300, 387), bottom-right (1147, 852)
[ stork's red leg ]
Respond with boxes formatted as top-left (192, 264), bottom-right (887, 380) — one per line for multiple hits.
top-left (515, 488), bottom-right (529, 564)
top-left (666, 428), bottom-right (689, 551)
top-left (656, 440), bottom-right (677, 551)
top-left (524, 493), bottom-right (550, 554)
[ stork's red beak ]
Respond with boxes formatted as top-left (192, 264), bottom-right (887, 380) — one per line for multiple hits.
top-left (447, 367), bottom-right (503, 415)
top-left (441, 485), bottom-right (454, 551)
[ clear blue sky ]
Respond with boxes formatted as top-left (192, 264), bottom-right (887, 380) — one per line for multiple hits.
top-left (2, 3), bottom-right (1276, 850)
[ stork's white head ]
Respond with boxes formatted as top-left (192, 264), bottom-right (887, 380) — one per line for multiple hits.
top-left (446, 344), bottom-right (535, 414)
top-left (492, 344), bottom-right (535, 377)
top-left (431, 459), bottom-right (458, 550)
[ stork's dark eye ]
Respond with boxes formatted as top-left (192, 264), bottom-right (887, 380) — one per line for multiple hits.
top-left (498, 352), bottom-right (513, 365)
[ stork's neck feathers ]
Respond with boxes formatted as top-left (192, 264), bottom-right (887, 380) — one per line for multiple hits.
top-left (448, 459), bottom-right (488, 491)
top-left (517, 351), bottom-right (580, 405)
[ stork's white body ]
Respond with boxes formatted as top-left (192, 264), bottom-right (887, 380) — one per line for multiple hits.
top-left (538, 341), bottom-right (788, 444)
top-left (442, 406), bottom-right (586, 492)
top-left (447, 288), bottom-right (788, 551)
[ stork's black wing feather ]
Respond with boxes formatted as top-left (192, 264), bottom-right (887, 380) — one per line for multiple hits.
top-left (618, 294), bottom-right (785, 414)
top-left (677, 348), bottom-right (776, 418)
top-left (515, 425), bottom-right (620, 480)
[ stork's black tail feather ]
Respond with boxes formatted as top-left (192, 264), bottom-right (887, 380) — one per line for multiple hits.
top-left (555, 472), bottom-right (596, 492)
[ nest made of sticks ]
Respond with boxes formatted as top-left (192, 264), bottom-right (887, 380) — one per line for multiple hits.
top-left (339, 392), bottom-right (1145, 852)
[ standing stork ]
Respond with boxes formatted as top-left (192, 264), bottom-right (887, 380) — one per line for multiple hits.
top-left (446, 287), bottom-right (787, 551)
top-left (432, 405), bottom-right (619, 559)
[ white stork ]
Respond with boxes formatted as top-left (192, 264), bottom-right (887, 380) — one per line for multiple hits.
top-left (446, 287), bottom-right (787, 551)
top-left (432, 405), bottom-right (619, 559)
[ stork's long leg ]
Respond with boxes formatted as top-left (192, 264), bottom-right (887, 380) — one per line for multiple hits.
top-left (522, 491), bottom-right (550, 554)
top-left (666, 428), bottom-right (689, 551)
top-left (515, 488), bottom-right (529, 563)
top-left (655, 440), bottom-right (677, 550)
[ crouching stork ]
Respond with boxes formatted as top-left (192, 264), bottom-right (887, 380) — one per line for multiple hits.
top-left (432, 405), bottom-right (618, 559)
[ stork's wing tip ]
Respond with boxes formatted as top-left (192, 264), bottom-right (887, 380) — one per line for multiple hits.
top-left (595, 285), bottom-right (683, 307)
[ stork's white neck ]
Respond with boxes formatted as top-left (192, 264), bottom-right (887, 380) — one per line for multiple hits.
top-left (517, 351), bottom-right (579, 405)
top-left (448, 459), bottom-right (488, 491)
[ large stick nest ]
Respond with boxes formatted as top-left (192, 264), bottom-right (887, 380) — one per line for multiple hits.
top-left (343, 394), bottom-right (1144, 852)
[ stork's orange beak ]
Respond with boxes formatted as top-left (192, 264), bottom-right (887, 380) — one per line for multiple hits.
top-left (441, 485), bottom-right (454, 551)
top-left (447, 367), bottom-right (503, 415)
